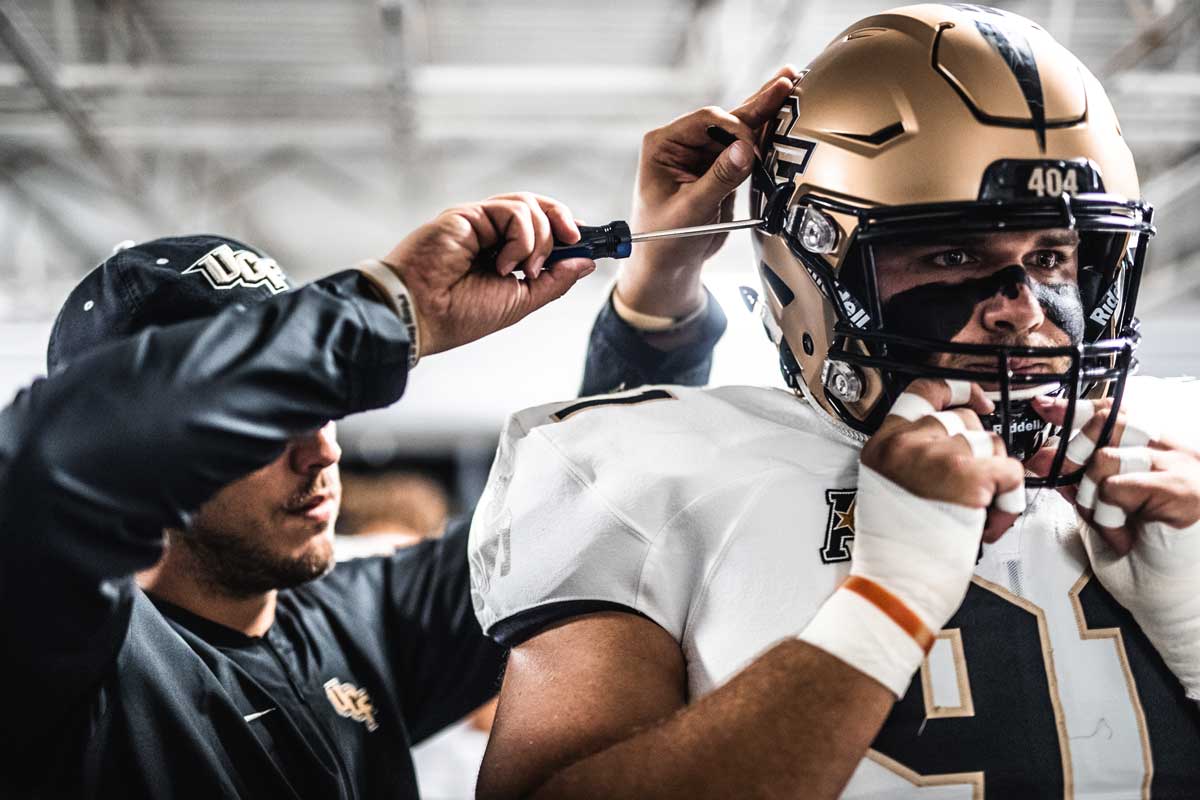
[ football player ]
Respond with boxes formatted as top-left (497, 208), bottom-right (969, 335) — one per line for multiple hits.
top-left (468, 4), bottom-right (1200, 798)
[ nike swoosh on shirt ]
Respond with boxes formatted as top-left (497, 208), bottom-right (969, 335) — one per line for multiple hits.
top-left (243, 708), bottom-right (276, 723)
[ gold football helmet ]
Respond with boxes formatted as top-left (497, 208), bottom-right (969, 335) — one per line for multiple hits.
top-left (748, 3), bottom-right (1154, 486)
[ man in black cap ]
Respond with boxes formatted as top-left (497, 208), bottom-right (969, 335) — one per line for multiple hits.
top-left (0, 191), bottom-right (730, 794)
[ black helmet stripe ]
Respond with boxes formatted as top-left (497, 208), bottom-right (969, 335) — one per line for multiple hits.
top-left (950, 4), bottom-right (1049, 151)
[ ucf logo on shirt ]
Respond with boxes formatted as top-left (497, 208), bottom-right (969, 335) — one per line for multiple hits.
top-left (183, 244), bottom-right (289, 294)
top-left (323, 678), bottom-right (379, 732)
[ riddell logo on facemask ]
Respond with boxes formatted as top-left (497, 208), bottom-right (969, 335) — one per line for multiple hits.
top-left (183, 244), bottom-right (289, 294)
top-left (1089, 285), bottom-right (1121, 327)
top-left (993, 418), bottom-right (1044, 435)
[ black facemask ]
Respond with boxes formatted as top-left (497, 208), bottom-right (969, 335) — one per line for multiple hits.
top-left (874, 264), bottom-right (1087, 461)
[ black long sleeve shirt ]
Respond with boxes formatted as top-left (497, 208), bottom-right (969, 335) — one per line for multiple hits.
top-left (0, 274), bottom-right (726, 799)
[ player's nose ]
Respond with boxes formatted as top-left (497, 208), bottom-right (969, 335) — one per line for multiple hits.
top-left (980, 277), bottom-right (1045, 336)
top-left (289, 422), bottom-right (341, 476)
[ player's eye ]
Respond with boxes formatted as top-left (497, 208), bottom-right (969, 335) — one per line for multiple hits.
top-left (1027, 250), bottom-right (1070, 270)
top-left (930, 248), bottom-right (978, 268)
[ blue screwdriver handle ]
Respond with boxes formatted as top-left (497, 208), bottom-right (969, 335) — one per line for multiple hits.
top-left (545, 220), bottom-right (633, 266)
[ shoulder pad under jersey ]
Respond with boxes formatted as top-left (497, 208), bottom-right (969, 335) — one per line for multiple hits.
top-left (467, 384), bottom-right (853, 646)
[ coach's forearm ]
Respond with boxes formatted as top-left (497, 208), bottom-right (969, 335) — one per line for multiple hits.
top-left (531, 639), bottom-right (891, 800)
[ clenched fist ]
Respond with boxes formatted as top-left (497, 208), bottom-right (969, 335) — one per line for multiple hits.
top-left (380, 192), bottom-right (596, 357)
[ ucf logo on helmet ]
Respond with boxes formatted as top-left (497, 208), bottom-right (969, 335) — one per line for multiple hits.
top-left (183, 244), bottom-right (289, 295)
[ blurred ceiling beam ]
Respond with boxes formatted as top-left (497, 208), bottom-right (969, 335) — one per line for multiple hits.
top-left (1143, 145), bottom-right (1200, 208)
top-left (0, 0), bottom-right (168, 224)
top-left (379, 0), bottom-right (417, 154)
top-left (97, 0), bottom-right (163, 65)
top-left (0, 162), bottom-right (102, 267)
top-left (1113, 71), bottom-right (1200, 96)
top-left (1103, 0), bottom-right (1197, 78)
top-left (0, 62), bottom-right (706, 94)
top-left (51, 0), bottom-right (79, 63)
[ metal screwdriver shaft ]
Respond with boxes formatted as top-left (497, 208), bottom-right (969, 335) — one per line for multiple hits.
top-left (628, 218), bottom-right (764, 244)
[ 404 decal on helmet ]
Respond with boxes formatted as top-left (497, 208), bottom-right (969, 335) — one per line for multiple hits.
top-left (747, 3), bottom-right (1153, 487)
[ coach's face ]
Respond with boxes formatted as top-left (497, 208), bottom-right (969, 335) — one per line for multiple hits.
top-left (177, 422), bottom-right (342, 596)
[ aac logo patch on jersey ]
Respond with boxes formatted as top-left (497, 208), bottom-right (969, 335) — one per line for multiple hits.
top-left (324, 678), bottom-right (379, 732)
top-left (820, 488), bottom-right (857, 564)
top-left (183, 244), bottom-right (289, 294)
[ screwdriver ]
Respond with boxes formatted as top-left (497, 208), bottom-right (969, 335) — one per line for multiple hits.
top-left (539, 217), bottom-right (764, 268)
top-left (519, 124), bottom-right (788, 271)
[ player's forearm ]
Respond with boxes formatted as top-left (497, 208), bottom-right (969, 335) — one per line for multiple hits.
top-left (614, 253), bottom-right (706, 320)
top-left (526, 639), bottom-right (892, 800)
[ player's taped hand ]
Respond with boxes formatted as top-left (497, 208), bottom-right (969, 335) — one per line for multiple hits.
top-left (1033, 395), bottom-right (1200, 698)
top-left (1083, 518), bottom-right (1200, 700)
top-left (801, 379), bottom-right (1025, 697)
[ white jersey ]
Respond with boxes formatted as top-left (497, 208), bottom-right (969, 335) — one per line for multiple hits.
top-left (468, 378), bottom-right (1200, 798)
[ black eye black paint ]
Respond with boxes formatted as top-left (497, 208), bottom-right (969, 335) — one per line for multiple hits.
top-left (881, 264), bottom-right (1085, 348)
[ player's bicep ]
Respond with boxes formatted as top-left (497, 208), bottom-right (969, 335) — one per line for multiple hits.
top-left (477, 611), bottom-right (686, 800)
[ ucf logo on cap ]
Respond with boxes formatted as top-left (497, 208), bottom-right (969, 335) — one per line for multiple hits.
top-left (183, 244), bottom-right (289, 295)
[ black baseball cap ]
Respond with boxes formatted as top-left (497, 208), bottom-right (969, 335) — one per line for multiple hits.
top-left (47, 235), bottom-right (293, 374)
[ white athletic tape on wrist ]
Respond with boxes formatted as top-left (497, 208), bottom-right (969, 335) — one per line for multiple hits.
top-left (1077, 474), bottom-right (1098, 510)
top-left (356, 258), bottom-right (422, 368)
top-left (1093, 500), bottom-right (1127, 529)
top-left (801, 465), bottom-right (985, 697)
top-left (1083, 518), bottom-right (1200, 699)
top-left (800, 580), bottom-right (929, 698)
top-left (889, 393), bottom-right (936, 422)
top-left (994, 486), bottom-right (1027, 514)
top-left (1066, 432), bottom-right (1096, 464)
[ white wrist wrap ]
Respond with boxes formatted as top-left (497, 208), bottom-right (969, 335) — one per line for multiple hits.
top-left (356, 259), bottom-right (422, 369)
top-left (800, 465), bottom-right (985, 697)
top-left (1083, 519), bottom-right (1200, 700)
top-left (800, 586), bottom-right (927, 698)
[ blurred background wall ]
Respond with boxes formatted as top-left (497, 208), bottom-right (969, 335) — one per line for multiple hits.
top-left (2, 0), bottom-right (1199, 492)
top-left (2, 1), bottom-right (1198, 796)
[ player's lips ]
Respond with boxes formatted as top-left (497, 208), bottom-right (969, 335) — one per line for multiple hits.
top-left (963, 359), bottom-right (1054, 374)
top-left (284, 493), bottom-right (335, 522)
